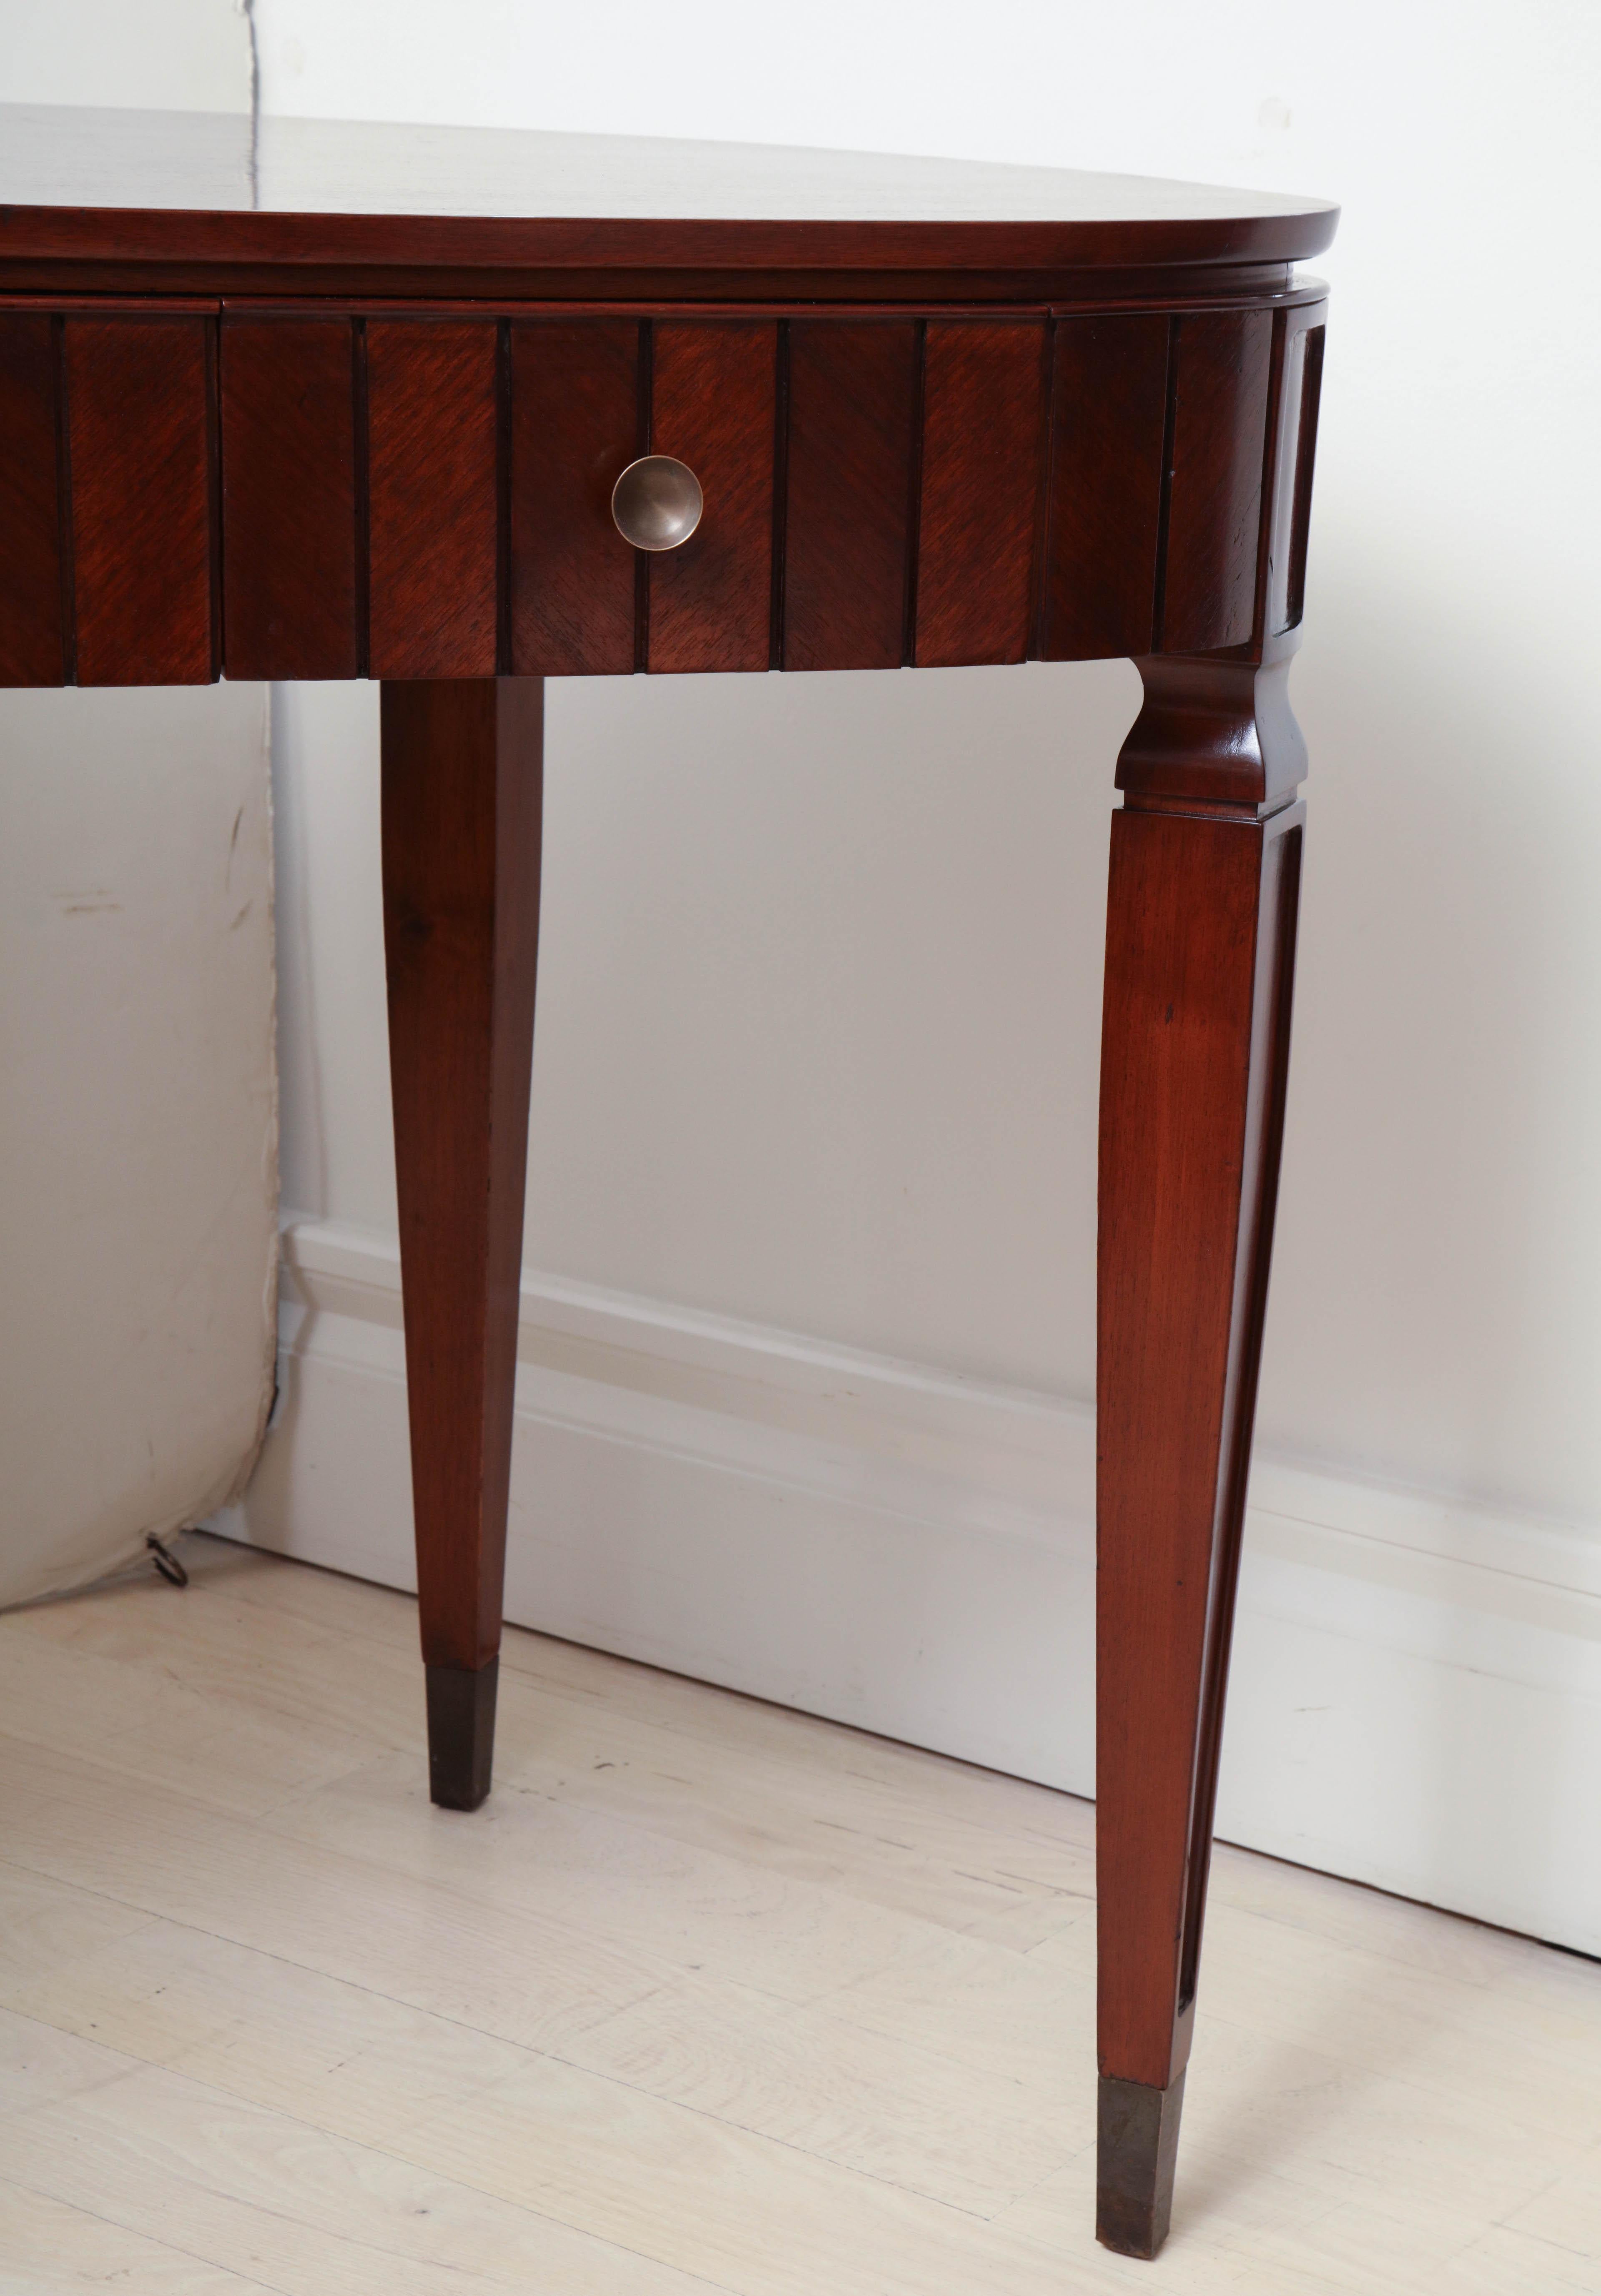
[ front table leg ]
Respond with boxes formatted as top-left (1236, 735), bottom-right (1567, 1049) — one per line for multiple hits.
top-left (1096, 656), bottom-right (1305, 2255)
top-left (381, 679), bottom-right (544, 1810)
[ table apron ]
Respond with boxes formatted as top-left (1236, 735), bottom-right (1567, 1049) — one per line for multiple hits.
top-left (0, 296), bottom-right (1326, 690)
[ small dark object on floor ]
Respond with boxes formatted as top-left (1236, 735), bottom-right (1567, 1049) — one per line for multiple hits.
top-left (146, 1534), bottom-right (189, 1588)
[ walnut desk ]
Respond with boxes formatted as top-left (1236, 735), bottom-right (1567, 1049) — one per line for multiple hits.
top-left (0, 105), bottom-right (1336, 2261)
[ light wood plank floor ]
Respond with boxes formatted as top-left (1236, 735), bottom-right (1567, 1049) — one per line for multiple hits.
top-left (2, 1533), bottom-right (1598, 2294)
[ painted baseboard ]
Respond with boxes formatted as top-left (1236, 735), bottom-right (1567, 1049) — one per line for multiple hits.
top-left (211, 1214), bottom-right (1601, 1957)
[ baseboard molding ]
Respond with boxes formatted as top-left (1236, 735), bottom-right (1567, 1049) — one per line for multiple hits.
top-left (211, 1214), bottom-right (1601, 1957)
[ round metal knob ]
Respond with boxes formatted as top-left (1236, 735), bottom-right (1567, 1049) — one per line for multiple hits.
top-left (611, 455), bottom-right (703, 552)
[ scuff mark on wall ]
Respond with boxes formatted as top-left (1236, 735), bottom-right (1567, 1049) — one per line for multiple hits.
top-left (235, 0), bottom-right (260, 204)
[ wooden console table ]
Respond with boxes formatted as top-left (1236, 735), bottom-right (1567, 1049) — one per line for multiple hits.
top-left (0, 106), bottom-right (1335, 2261)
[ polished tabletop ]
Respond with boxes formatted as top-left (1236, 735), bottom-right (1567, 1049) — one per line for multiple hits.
top-left (0, 104), bottom-right (1337, 296)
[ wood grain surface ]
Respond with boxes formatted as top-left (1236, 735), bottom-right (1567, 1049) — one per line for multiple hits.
top-left (380, 680), bottom-right (544, 1785)
top-left (1265, 307), bottom-right (1327, 638)
top-left (1158, 309), bottom-right (1274, 655)
top-left (221, 315), bottom-right (358, 680)
top-left (0, 312), bottom-right (64, 685)
top-left (1042, 314), bottom-right (1168, 662)
top-left (20, 290), bottom-right (1324, 686)
top-left (782, 319), bottom-right (919, 672)
top-left (646, 321), bottom-right (777, 674)
top-left (1097, 792), bottom-right (1302, 2089)
top-left (64, 316), bottom-right (215, 684)
top-left (0, 107), bottom-right (1339, 306)
top-left (914, 319), bottom-right (1048, 667)
top-left (368, 321), bottom-right (499, 679)
top-left (509, 317), bottom-right (638, 677)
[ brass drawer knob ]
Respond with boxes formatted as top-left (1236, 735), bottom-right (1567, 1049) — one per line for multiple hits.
top-left (611, 455), bottom-right (704, 552)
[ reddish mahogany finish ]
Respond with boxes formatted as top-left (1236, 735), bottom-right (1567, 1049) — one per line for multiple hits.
top-left (782, 319), bottom-right (919, 672)
top-left (0, 189), bottom-right (1337, 308)
top-left (509, 317), bottom-right (638, 676)
top-left (1158, 310), bottom-right (1275, 655)
top-left (914, 319), bottom-right (1048, 667)
top-left (0, 313), bottom-right (63, 685)
top-left (2, 294), bottom-right (1327, 700)
top-left (1089, 285), bottom-right (1320, 2246)
top-left (0, 123), bottom-right (1336, 2256)
top-left (1266, 309), bottom-right (1326, 638)
top-left (380, 677), bottom-right (545, 1810)
top-left (647, 321), bottom-right (778, 673)
top-left (368, 319), bottom-right (500, 679)
top-left (1096, 762), bottom-right (1302, 2256)
top-left (221, 316), bottom-right (359, 680)
top-left (65, 316), bottom-right (216, 685)
top-left (1042, 313), bottom-right (1168, 662)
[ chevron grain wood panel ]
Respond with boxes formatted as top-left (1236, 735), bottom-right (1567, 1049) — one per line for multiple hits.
top-left (647, 321), bottom-right (777, 674)
top-left (65, 317), bottom-right (216, 686)
top-left (915, 320), bottom-right (1048, 669)
top-left (0, 314), bottom-right (64, 686)
top-left (509, 319), bottom-right (639, 677)
top-left (222, 316), bottom-right (359, 681)
top-left (1043, 315), bottom-right (1168, 663)
top-left (783, 320), bottom-right (918, 672)
top-left (368, 319), bottom-right (499, 680)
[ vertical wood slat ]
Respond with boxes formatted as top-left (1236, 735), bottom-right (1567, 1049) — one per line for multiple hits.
top-left (914, 320), bottom-right (1048, 669)
top-left (0, 314), bottom-right (65, 685)
top-left (221, 317), bottom-right (359, 681)
top-left (783, 320), bottom-right (918, 672)
top-left (1043, 315), bottom-right (1169, 662)
top-left (509, 319), bottom-right (638, 676)
top-left (647, 321), bottom-right (777, 675)
top-left (1265, 309), bottom-right (1327, 637)
top-left (66, 317), bottom-right (215, 685)
top-left (368, 320), bottom-right (499, 680)
top-left (1159, 311), bottom-right (1274, 656)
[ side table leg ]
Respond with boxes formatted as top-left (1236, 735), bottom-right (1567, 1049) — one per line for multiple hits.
top-left (381, 678), bottom-right (544, 1810)
top-left (1096, 660), bottom-right (1305, 2255)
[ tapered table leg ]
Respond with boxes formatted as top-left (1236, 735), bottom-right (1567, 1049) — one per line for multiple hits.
top-left (381, 678), bottom-right (544, 1811)
top-left (1095, 655), bottom-right (1305, 2256)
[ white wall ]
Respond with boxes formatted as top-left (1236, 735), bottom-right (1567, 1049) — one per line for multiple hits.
top-left (0, 0), bottom-right (253, 114)
top-left (228, 2), bottom-right (1601, 1944)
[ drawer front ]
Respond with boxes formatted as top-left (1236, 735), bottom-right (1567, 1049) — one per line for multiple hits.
top-left (0, 302), bottom-right (1309, 686)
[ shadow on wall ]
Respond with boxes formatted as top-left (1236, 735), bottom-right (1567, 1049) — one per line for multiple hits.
top-left (1245, 518), bottom-right (1601, 1962)
top-left (1265, 519), bottom-right (1601, 1526)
